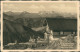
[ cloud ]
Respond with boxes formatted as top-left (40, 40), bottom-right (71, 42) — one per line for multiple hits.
top-left (3, 2), bottom-right (77, 14)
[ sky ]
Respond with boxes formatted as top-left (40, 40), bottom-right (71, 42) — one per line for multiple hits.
top-left (3, 2), bottom-right (77, 15)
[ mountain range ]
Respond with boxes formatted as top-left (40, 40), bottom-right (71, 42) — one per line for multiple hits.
top-left (4, 11), bottom-right (77, 19)
top-left (3, 11), bottom-right (77, 45)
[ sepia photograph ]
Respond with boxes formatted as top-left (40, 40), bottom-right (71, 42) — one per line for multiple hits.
top-left (1, 1), bottom-right (78, 51)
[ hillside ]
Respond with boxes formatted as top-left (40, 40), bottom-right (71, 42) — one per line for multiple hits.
top-left (3, 19), bottom-right (44, 45)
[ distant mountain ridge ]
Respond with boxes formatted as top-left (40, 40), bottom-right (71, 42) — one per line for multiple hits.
top-left (4, 11), bottom-right (77, 19)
